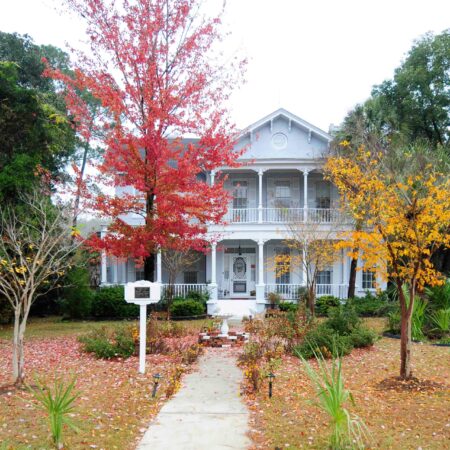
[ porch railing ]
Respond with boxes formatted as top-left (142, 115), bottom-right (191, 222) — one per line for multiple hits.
top-left (222, 208), bottom-right (342, 224)
top-left (161, 283), bottom-right (209, 298)
top-left (265, 283), bottom-right (349, 300)
top-left (264, 284), bottom-right (303, 300)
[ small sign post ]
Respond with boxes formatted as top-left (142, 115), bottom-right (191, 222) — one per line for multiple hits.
top-left (125, 280), bottom-right (161, 374)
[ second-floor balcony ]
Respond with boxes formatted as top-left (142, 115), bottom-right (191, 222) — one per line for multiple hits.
top-left (223, 207), bottom-right (343, 224)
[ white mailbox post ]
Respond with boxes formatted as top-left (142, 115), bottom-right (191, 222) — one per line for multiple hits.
top-left (125, 280), bottom-right (161, 374)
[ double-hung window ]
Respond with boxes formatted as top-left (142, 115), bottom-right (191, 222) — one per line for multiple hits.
top-left (275, 180), bottom-right (291, 208)
top-left (362, 269), bottom-right (376, 290)
top-left (233, 181), bottom-right (248, 209)
top-left (317, 269), bottom-right (332, 285)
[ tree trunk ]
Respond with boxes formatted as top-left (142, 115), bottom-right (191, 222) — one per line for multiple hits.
top-left (308, 283), bottom-right (316, 317)
top-left (144, 254), bottom-right (155, 282)
top-left (347, 254), bottom-right (358, 298)
top-left (72, 140), bottom-right (90, 230)
top-left (348, 222), bottom-right (362, 299)
top-left (12, 313), bottom-right (26, 385)
top-left (400, 307), bottom-right (413, 379)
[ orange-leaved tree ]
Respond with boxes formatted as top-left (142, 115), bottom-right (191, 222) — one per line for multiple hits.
top-left (325, 144), bottom-right (450, 379)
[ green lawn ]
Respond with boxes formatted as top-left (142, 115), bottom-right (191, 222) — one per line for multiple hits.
top-left (0, 316), bottom-right (211, 340)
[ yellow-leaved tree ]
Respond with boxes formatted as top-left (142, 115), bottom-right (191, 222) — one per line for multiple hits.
top-left (325, 144), bottom-right (450, 379)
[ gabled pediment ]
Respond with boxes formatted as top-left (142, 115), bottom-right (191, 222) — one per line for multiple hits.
top-left (235, 108), bottom-right (331, 161)
top-left (240, 108), bottom-right (331, 144)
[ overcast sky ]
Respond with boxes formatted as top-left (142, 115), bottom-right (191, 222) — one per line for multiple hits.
top-left (1, 0), bottom-right (448, 131)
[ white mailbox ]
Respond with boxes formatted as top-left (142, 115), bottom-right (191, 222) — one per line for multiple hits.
top-left (125, 280), bottom-right (161, 304)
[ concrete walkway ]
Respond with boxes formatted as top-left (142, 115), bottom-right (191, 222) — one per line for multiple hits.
top-left (138, 349), bottom-right (251, 450)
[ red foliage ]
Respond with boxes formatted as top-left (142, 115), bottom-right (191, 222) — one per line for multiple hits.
top-left (45, 0), bottom-right (246, 271)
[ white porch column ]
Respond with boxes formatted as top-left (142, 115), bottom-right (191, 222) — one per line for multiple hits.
top-left (113, 258), bottom-right (118, 284)
top-left (256, 239), bottom-right (266, 308)
top-left (100, 224), bottom-right (108, 284)
top-left (156, 249), bottom-right (162, 283)
top-left (210, 243), bottom-right (218, 300)
top-left (303, 169), bottom-right (309, 222)
top-left (258, 169), bottom-right (264, 223)
top-left (258, 240), bottom-right (264, 284)
top-left (210, 169), bottom-right (216, 186)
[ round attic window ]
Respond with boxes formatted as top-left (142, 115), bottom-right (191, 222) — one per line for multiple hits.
top-left (271, 132), bottom-right (288, 150)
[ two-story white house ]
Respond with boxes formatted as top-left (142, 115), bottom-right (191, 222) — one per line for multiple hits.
top-left (100, 109), bottom-right (385, 317)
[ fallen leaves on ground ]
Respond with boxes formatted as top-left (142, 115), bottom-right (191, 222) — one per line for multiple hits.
top-left (0, 331), bottom-right (200, 449)
top-left (244, 334), bottom-right (450, 450)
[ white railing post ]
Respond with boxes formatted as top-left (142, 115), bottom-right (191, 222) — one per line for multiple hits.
top-left (258, 169), bottom-right (264, 223)
top-left (303, 170), bottom-right (309, 222)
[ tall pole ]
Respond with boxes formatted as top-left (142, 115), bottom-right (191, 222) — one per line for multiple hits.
top-left (139, 304), bottom-right (147, 374)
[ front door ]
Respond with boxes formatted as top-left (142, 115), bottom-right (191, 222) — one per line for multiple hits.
top-left (231, 255), bottom-right (248, 296)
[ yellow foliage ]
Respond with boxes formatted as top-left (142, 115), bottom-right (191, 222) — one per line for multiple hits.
top-left (325, 146), bottom-right (450, 290)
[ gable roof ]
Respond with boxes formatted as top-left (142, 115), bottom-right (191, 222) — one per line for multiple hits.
top-left (240, 108), bottom-right (331, 143)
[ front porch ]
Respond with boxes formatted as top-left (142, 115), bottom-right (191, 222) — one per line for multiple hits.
top-left (101, 237), bottom-right (384, 317)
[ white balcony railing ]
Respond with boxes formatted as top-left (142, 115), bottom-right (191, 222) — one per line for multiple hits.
top-left (307, 208), bottom-right (341, 223)
top-left (264, 208), bottom-right (304, 223)
top-left (161, 284), bottom-right (209, 298)
top-left (223, 208), bottom-right (342, 224)
top-left (224, 208), bottom-right (259, 223)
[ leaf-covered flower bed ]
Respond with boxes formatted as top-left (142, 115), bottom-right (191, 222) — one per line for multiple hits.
top-left (244, 322), bottom-right (450, 450)
top-left (0, 319), bottom-right (206, 449)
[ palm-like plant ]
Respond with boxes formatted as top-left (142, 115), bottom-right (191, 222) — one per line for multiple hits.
top-left (296, 349), bottom-right (369, 449)
top-left (29, 375), bottom-right (79, 449)
top-left (430, 308), bottom-right (450, 333)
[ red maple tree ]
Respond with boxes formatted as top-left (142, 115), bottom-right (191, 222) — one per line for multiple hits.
top-left (46, 0), bottom-right (246, 279)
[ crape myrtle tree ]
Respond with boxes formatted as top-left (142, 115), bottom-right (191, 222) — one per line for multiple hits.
top-left (46, 0), bottom-right (246, 278)
top-left (270, 221), bottom-right (341, 316)
top-left (0, 191), bottom-right (80, 384)
top-left (325, 144), bottom-right (450, 379)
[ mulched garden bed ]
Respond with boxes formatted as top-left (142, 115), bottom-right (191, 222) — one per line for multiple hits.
top-left (376, 376), bottom-right (448, 393)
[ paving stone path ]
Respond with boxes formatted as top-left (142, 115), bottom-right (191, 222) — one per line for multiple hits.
top-left (137, 349), bottom-right (251, 450)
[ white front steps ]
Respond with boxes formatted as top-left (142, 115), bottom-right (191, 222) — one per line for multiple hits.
top-left (207, 299), bottom-right (261, 318)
